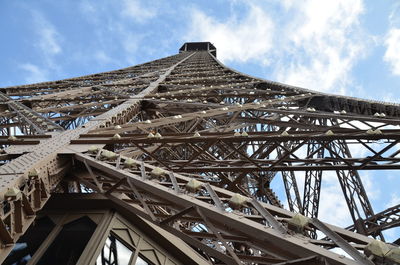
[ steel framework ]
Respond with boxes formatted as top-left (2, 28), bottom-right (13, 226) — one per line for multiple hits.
top-left (0, 42), bottom-right (399, 264)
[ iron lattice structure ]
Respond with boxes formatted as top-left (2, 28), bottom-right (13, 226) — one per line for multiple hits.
top-left (0, 42), bottom-right (399, 265)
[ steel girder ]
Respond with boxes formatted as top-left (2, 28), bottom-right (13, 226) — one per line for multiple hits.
top-left (0, 52), bottom-right (193, 262)
top-left (346, 203), bottom-right (400, 237)
top-left (73, 150), bottom-right (372, 265)
top-left (0, 44), bottom-right (399, 264)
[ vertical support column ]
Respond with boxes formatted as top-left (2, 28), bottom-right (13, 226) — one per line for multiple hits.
top-left (278, 142), bottom-right (302, 213)
top-left (302, 141), bottom-right (324, 219)
top-left (328, 139), bottom-right (381, 238)
top-left (302, 140), bottom-right (324, 239)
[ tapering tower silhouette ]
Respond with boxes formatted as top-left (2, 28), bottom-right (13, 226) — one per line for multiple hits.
top-left (0, 42), bottom-right (399, 265)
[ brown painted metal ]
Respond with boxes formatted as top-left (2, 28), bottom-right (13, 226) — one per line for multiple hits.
top-left (0, 43), bottom-right (399, 264)
top-left (74, 151), bottom-right (365, 265)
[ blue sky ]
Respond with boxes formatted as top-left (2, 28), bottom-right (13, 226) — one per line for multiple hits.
top-left (1, 0), bottom-right (400, 240)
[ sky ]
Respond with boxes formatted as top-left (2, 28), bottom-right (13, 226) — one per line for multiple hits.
top-left (0, 0), bottom-right (399, 241)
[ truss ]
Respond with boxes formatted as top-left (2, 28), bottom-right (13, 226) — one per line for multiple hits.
top-left (0, 42), bottom-right (399, 264)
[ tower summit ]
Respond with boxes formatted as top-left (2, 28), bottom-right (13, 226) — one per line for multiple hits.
top-left (0, 43), bottom-right (399, 265)
top-left (179, 41), bottom-right (217, 57)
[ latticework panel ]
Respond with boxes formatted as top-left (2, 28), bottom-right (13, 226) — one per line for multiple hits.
top-left (0, 43), bottom-right (399, 265)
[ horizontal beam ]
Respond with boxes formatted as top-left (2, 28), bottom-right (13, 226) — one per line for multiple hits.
top-left (168, 164), bottom-right (400, 172)
top-left (75, 151), bottom-right (374, 241)
top-left (74, 130), bottom-right (400, 144)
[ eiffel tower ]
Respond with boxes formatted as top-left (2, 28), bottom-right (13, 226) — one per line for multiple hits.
top-left (0, 42), bottom-right (399, 265)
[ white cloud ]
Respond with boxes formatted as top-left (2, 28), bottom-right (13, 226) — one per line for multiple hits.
top-left (317, 172), bottom-right (347, 227)
top-left (185, 4), bottom-right (274, 64)
top-left (80, 0), bottom-right (97, 14)
top-left (121, 33), bottom-right (145, 64)
top-left (273, 0), bottom-right (366, 94)
top-left (383, 28), bottom-right (400, 75)
top-left (316, 171), bottom-right (378, 229)
top-left (318, 177), bottom-right (352, 227)
top-left (18, 11), bottom-right (63, 84)
top-left (386, 194), bottom-right (400, 208)
top-left (19, 63), bottom-right (48, 84)
top-left (94, 50), bottom-right (114, 64)
top-left (121, 0), bottom-right (157, 23)
top-left (383, 194), bottom-right (400, 242)
top-left (32, 11), bottom-right (62, 58)
top-left (186, 1), bottom-right (368, 94)
top-left (77, 0), bottom-right (151, 66)
top-left (377, 3), bottom-right (400, 76)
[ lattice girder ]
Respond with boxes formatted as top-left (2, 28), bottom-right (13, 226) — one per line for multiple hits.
top-left (0, 44), bottom-right (399, 264)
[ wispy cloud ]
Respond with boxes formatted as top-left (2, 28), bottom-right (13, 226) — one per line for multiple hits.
top-left (121, 33), bottom-right (147, 65)
top-left (318, 172), bottom-right (353, 227)
top-left (383, 4), bottom-right (400, 75)
top-left (93, 50), bottom-right (115, 65)
top-left (185, 4), bottom-right (274, 64)
top-left (33, 12), bottom-right (62, 56)
top-left (31, 10), bottom-right (62, 67)
top-left (383, 194), bottom-right (400, 242)
top-left (387, 194), bottom-right (400, 208)
top-left (18, 10), bottom-right (63, 83)
top-left (271, 0), bottom-right (367, 95)
top-left (77, 0), bottom-right (154, 66)
top-left (19, 63), bottom-right (49, 84)
top-left (121, 0), bottom-right (157, 23)
top-left (186, 0), bottom-right (369, 95)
